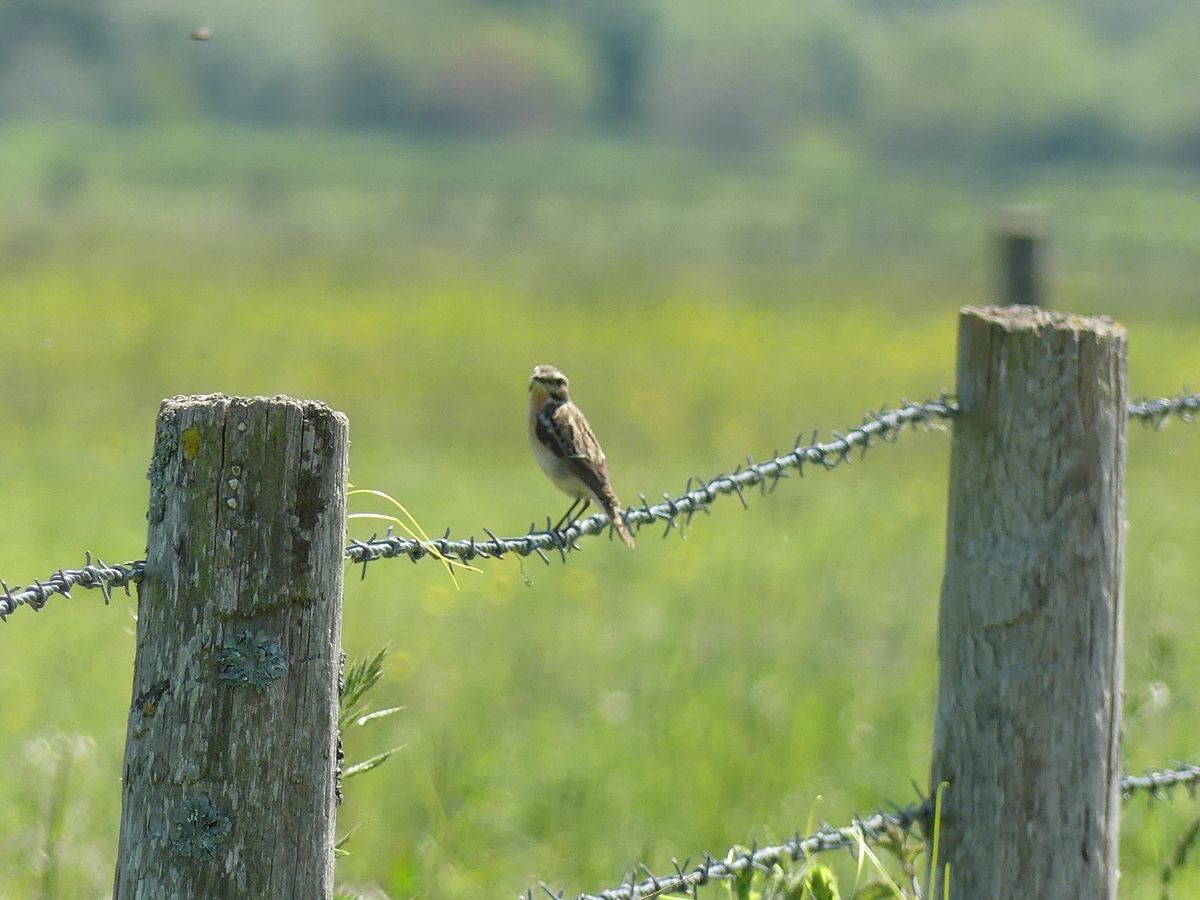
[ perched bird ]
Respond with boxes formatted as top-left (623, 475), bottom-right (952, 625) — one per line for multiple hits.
top-left (528, 364), bottom-right (635, 548)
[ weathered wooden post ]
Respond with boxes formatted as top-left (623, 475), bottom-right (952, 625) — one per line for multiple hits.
top-left (114, 394), bottom-right (348, 899)
top-left (929, 307), bottom-right (1126, 898)
top-left (995, 207), bottom-right (1049, 307)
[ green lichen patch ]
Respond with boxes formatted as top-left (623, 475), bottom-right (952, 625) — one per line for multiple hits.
top-left (169, 796), bottom-right (231, 860)
top-left (216, 629), bottom-right (288, 690)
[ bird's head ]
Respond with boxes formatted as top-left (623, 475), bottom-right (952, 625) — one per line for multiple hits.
top-left (529, 365), bottom-right (571, 403)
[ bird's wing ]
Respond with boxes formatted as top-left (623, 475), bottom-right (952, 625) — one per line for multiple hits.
top-left (536, 401), bottom-right (611, 499)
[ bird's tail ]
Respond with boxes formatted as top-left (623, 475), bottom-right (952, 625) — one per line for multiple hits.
top-left (599, 491), bottom-right (635, 549)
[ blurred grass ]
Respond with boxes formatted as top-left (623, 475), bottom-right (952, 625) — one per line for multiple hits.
top-left (0, 124), bottom-right (1197, 897)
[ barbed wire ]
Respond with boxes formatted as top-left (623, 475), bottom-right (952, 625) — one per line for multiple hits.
top-left (1, 389), bottom-right (1194, 622)
top-left (345, 387), bottom-right (1197, 570)
top-left (532, 763), bottom-right (1200, 900)
top-left (4, 397), bottom-right (951, 619)
top-left (530, 798), bottom-right (934, 900)
top-left (0, 553), bottom-right (143, 622)
top-left (345, 396), bottom-right (958, 571)
top-left (1122, 762), bottom-right (1200, 799)
top-left (1128, 390), bottom-right (1198, 428)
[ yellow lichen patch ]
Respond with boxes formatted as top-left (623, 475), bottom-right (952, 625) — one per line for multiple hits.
top-left (181, 426), bottom-right (202, 461)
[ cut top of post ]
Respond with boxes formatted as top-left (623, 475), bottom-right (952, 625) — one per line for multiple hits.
top-left (965, 304), bottom-right (1124, 337)
top-left (956, 305), bottom-right (1127, 419)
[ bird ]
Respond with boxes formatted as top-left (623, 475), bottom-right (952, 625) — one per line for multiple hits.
top-left (528, 364), bottom-right (635, 548)
top-left (190, 26), bottom-right (212, 41)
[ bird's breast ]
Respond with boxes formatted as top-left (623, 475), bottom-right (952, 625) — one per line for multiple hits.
top-left (529, 406), bottom-right (587, 498)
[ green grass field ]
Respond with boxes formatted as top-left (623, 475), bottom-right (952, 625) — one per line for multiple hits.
top-left (1, 126), bottom-right (1198, 898)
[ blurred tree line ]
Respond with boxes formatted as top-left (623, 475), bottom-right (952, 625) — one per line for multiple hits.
top-left (2, 0), bottom-right (1198, 166)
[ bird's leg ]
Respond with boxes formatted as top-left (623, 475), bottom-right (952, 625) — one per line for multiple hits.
top-left (553, 497), bottom-right (590, 531)
top-left (572, 498), bottom-right (592, 525)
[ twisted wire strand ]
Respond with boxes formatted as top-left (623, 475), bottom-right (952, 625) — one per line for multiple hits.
top-left (1, 389), bottom-right (1193, 621)
top-left (556, 800), bottom-right (933, 900)
top-left (346, 396), bottom-right (958, 571)
top-left (0, 554), bottom-right (144, 621)
top-left (1122, 762), bottom-right (1200, 798)
top-left (346, 387), bottom-right (1197, 571)
top-left (535, 763), bottom-right (1200, 900)
top-left (2, 397), bottom-right (952, 619)
top-left (1128, 391), bottom-right (1198, 428)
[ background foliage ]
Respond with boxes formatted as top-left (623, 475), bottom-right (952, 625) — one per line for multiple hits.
top-left (4, 0), bottom-right (1200, 165)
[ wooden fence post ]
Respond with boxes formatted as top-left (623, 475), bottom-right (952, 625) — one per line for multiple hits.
top-left (113, 394), bottom-right (348, 899)
top-left (929, 307), bottom-right (1126, 898)
top-left (995, 208), bottom-right (1049, 307)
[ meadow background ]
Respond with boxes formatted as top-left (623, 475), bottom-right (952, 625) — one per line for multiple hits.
top-left (1, 1), bottom-right (1199, 897)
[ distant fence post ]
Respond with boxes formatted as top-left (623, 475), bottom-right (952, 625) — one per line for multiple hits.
top-left (113, 394), bottom-right (348, 899)
top-left (995, 208), bottom-right (1049, 306)
top-left (929, 307), bottom-right (1126, 898)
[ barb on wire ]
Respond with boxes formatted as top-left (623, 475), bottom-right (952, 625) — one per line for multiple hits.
top-left (347, 396), bottom-right (959, 572)
top-left (1128, 390), bottom-right (1198, 429)
top-left (0, 553), bottom-right (144, 622)
top-left (546, 762), bottom-right (1200, 900)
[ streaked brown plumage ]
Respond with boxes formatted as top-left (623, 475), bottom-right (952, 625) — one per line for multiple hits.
top-left (528, 364), bottom-right (635, 548)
